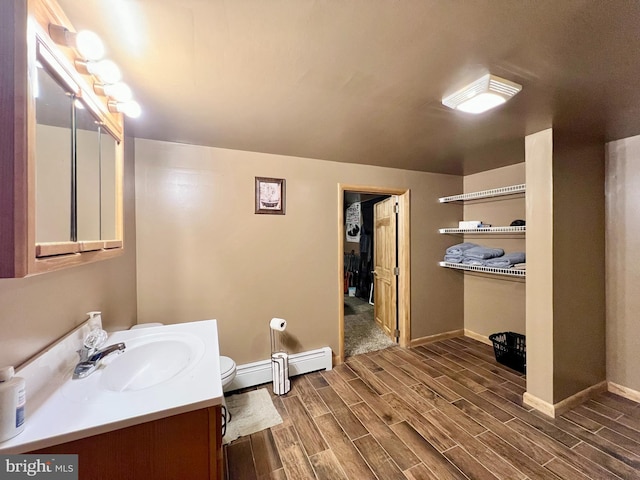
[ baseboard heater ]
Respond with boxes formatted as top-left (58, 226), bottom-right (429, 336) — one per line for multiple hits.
top-left (226, 346), bottom-right (332, 392)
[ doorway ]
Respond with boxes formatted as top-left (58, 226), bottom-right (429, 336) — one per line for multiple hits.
top-left (338, 184), bottom-right (411, 363)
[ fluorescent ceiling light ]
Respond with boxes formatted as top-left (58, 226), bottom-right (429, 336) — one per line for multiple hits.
top-left (442, 74), bottom-right (522, 114)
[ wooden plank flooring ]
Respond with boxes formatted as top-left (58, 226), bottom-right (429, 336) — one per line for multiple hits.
top-left (224, 337), bottom-right (640, 479)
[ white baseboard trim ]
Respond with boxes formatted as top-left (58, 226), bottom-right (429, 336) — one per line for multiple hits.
top-left (410, 329), bottom-right (464, 347)
top-left (226, 347), bottom-right (332, 392)
top-left (463, 329), bottom-right (493, 346)
top-left (524, 381), bottom-right (608, 418)
top-left (608, 381), bottom-right (640, 403)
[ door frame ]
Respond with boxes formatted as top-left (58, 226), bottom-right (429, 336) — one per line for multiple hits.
top-left (337, 184), bottom-right (411, 363)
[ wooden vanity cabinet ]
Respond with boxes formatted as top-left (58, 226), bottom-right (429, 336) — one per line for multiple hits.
top-left (31, 405), bottom-right (224, 480)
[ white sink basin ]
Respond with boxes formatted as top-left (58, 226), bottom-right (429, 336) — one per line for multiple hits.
top-left (101, 332), bottom-right (205, 392)
top-left (2, 319), bottom-right (222, 454)
top-left (62, 330), bottom-right (206, 401)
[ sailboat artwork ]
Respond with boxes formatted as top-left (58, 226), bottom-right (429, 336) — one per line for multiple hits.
top-left (260, 182), bottom-right (280, 209)
top-left (255, 177), bottom-right (286, 214)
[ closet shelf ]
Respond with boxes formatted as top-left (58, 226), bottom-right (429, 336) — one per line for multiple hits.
top-left (438, 184), bottom-right (525, 203)
top-left (439, 261), bottom-right (526, 278)
top-left (439, 226), bottom-right (526, 234)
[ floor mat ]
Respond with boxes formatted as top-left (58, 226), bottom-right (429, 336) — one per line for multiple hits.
top-left (223, 388), bottom-right (283, 444)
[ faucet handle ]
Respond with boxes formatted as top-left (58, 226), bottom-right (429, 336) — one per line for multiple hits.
top-left (83, 328), bottom-right (107, 350)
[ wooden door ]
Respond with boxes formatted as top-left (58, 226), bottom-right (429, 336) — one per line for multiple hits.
top-left (373, 196), bottom-right (397, 340)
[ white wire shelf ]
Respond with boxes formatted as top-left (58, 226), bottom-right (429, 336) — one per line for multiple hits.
top-left (438, 184), bottom-right (526, 203)
top-left (439, 261), bottom-right (526, 278)
top-left (439, 226), bottom-right (526, 234)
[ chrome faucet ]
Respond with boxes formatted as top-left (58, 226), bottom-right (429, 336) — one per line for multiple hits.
top-left (73, 342), bottom-right (126, 379)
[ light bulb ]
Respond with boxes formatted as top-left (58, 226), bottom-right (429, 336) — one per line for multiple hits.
top-left (75, 30), bottom-right (104, 61)
top-left (109, 100), bottom-right (141, 118)
top-left (86, 60), bottom-right (122, 84)
top-left (100, 82), bottom-right (133, 102)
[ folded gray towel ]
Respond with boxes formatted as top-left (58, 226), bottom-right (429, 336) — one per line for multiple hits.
top-left (462, 258), bottom-right (486, 266)
top-left (445, 242), bottom-right (478, 255)
top-left (443, 254), bottom-right (463, 263)
top-left (463, 246), bottom-right (504, 260)
top-left (485, 252), bottom-right (526, 268)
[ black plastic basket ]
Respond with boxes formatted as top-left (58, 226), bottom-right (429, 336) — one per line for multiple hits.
top-left (489, 332), bottom-right (526, 374)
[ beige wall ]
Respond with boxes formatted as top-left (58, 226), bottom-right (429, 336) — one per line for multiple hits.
top-left (606, 134), bottom-right (640, 393)
top-left (462, 163), bottom-right (526, 339)
top-left (552, 136), bottom-right (605, 402)
top-left (134, 139), bottom-right (463, 364)
top-left (525, 128), bottom-right (555, 404)
top-left (526, 128), bottom-right (606, 405)
top-left (0, 138), bottom-right (138, 369)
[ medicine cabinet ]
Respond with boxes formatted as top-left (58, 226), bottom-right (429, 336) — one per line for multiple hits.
top-left (0, 0), bottom-right (124, 277)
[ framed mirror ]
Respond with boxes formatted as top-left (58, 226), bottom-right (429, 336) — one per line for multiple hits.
top-left (34, 62), bottom-right (73, 244)
top-left (30, 21), bottom-right (124, 266)
top-left (0, 0), bottom-right (126, 277)
top-left (75, 100), bottom-right (101, 242)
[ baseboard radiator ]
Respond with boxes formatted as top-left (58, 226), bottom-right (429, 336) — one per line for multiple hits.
top-left (226, 347), bottom-right (332, 392)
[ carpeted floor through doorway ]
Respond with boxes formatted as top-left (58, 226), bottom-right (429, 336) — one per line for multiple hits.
top-left (344, 295), bottom-right (395, 357)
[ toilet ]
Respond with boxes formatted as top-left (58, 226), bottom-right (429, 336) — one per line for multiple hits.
top-left (219, 356), bottom-right (237, 430)
top-left (220, 355), bottom-right (237, 390)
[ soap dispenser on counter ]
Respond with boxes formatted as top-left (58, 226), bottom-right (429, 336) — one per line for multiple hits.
top-left (0, 366), bottom-right (25, 442)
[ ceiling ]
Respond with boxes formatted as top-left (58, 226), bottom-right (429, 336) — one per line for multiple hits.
top-left (58, 0), bottom-right (640, 175)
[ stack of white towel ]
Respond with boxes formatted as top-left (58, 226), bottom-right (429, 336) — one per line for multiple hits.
top-left (444, 242), bottom-right (525, 268)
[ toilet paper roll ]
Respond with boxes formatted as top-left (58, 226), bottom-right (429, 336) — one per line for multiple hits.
top-left (271, 352), bottom-right (291, 395)
top-left (270, 317), bottom-right (287, 332)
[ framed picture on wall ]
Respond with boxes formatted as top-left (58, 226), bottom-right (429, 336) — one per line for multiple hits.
top-left (255, 177), bottom-right (286, 215)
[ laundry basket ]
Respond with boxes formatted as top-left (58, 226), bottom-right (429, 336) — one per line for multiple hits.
top-left (489, 332), bottom-right (526, 374)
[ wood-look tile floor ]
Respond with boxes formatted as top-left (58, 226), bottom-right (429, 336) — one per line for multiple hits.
top-left (224, 336), bottom-right (640, 479)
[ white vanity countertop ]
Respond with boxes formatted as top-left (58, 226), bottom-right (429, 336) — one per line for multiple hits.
top-left (0, 320), bottom-right (223, 453)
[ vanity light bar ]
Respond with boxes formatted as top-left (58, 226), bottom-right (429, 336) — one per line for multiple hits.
top-left (48, 22), bottom-right (142, 119)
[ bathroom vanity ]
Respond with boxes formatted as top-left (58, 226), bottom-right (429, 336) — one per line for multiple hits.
top-left (0, 320), bottom-right (225, 480)
top-left (31, 406), bottom-right (223, 480)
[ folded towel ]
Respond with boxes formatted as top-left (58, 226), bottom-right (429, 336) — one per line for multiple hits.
top-left (443, 254), bottom-right (463, 263)
top-left (445, 242), bottom-right (479, 255)
top-left (485, 252), bottom-right (526, 268)
top-left (512, 263), bottom-right (526, 270)
top-left (462, 258), bottom-right (486, 266)
top-left (463, 246), bottom-right (504, 260)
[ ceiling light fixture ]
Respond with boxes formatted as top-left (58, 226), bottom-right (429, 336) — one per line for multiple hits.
top-left (442, 74), bottom-right (522, 114)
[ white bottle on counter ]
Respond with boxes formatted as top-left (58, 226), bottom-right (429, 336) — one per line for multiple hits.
top-left (0, 366), bottom-right (26, 442)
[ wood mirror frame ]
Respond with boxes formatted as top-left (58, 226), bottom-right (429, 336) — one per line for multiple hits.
top-left (0, 0), bottom-right (124, 278)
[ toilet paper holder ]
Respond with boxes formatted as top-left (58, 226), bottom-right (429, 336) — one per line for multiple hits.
top-left (270, 317), bottom-right (291, 395)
